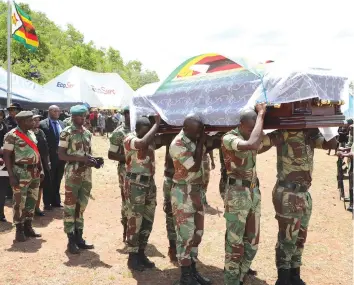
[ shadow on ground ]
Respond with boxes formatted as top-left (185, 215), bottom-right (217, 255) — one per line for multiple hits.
top-left (128, 261), bottom-right (270, 285)
top-left (64, 250), bottom-right (112, 269)
top-left (32, 208), bottom-right (63, 228)
top-left (6, 238), bottom-right (46, 253)
top-left (117, 243), bottom-right (165, 258)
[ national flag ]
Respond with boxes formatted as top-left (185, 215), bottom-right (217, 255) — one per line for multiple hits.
top-left (11, 1), bottom-right (39, 51)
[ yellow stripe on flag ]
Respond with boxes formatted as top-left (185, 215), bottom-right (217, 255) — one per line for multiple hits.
top-left (177, 53), bottom-right (218, 78)
top-left (14, 30), bottom-right (39, 47)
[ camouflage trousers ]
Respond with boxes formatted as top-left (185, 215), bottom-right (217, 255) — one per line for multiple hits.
top-left (163, 176), bottom-right (177, 241)
top-left (171, 183), bottom-right (204, 266)
top-left (224, 181), bottom-right (261, 285)
top-left (63, 164), bottom-right (92, 234)
top-left (272, 181), bottom-right (312, 270)
top-left (118, 164), bottom-right (127, 227)
top-left (125, 176), bottom-right (157, 253)
top-left (12, 165), bottom-right (40, 225)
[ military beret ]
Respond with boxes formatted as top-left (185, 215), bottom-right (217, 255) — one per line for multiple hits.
top-left (123, 106), bottom-right (130, 112)
top-left (70, 105), bottom-right (88, 115)
top-left (15, 111), bottom-right (33, 119)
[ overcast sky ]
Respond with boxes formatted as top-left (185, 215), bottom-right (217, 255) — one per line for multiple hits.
top-left (19, 0), bottom-right (354, 80)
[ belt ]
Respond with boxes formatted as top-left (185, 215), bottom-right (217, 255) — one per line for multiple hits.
top-left (228, 178), bottom-right (258, 189)
top-left (126, 172), bottom-right (151, 183)
top-left (278, 181), bottom-right (309, 192)
top-left (15, 163), bottom-right (38, 169)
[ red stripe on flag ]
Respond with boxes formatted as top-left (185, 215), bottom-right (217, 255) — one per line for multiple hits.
top-left (197, 55), bottom-right (227, 64)
top-left (207, 63), bottom-right (243, 73)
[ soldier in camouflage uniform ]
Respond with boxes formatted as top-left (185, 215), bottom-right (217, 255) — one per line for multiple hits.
top-left (108, 106), bottom-right (131, 242)
top-left (3, 111), bottom-right (43, 242)
top-left (123, 115), bottom-right (161, 271)
top-left (169, 114), bottom-right (212, 285)
top-left (163, 144), bottom-right (178, 262)
top-left (58, 105), bottom-right (95, 254)
top-left (221, 104), bottom-right (266, 285)
top-left (260, 128), bottom-right (336, 285)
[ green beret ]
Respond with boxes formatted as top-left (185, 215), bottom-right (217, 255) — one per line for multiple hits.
top-left (70, 105), bottom-right (88, 115)
top-left (15, 111), bottom-right (33, 119)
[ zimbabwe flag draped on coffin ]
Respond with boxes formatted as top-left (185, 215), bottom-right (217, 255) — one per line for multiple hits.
top-left (11, 1), bottom-right (39, 51)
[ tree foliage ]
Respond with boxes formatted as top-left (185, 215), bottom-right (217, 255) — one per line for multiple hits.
top-left (0, 1), bottom-right (159, 90)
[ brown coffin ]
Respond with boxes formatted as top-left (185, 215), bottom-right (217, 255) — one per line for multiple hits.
top-left (156, 98), bottom-right (346, 134)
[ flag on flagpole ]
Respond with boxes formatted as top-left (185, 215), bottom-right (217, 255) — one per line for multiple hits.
top-left (11, 1), bottom-right (39, 51)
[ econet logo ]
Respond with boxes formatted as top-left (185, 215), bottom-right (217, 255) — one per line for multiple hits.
top-left (57, 82), bottom-right (75, 88)
top-left (90, 85), bottom-right (116, 95)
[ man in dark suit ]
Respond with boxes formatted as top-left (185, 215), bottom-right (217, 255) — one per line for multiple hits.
top-left (40, 105), bottom-right (65, 210)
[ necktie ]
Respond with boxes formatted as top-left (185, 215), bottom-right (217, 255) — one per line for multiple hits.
top-left (53, 121), bottom-right (59, 141)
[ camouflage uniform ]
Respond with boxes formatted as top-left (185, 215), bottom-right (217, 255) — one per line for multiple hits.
top-left (219, 148), bottom-right (227, 200)
top-left (163, 149), bottom-right (177, 242)
top-left (346, 132), bottom-right (353, 208)
top-left (63, 116), bottom-right (72, 127)
top-left (3, 127), bottom-right (41, 224)
top-left (169, 130), bottom-right (205, 266)
top-left (123, 132), bottom-right (156, 253)
top-left (59, 125), bottom-right (92, 234)
top-left (109, 124), bottom-right (131, 230)
top-left (262, 129), bottom-right (325, 270)
top-left (221, 128), bottom-right (261, 285)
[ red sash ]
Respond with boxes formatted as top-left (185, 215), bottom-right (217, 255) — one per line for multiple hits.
top-left (14, 130), bottom-right (40, 156)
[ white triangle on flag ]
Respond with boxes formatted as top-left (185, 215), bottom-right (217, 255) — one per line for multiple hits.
top-left (189, 64), bottom-right (209, 74)
top-left (11, 2), bottom-right (22, 34)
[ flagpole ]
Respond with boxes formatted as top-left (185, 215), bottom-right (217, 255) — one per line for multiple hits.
top-left (7, 0), bottom-right (11, 108)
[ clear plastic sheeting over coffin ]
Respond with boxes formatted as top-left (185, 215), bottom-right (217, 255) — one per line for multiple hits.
top-left (131, 54), bottom-right (350, 130)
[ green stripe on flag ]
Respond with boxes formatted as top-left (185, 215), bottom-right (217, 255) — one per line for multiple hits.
top-left (12, 34), bottom-right (37, 52)
top-left (14, 2), bottom-right (32, 21)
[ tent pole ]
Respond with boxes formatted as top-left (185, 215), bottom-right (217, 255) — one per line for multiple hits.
top-left (7, 0), bottom-right (11, 108)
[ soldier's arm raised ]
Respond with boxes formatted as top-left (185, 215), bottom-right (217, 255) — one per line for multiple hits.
top-left (133, 115), bottom-right (161, 150)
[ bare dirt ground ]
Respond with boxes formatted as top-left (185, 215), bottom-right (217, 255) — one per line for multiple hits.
top-left (0, 136), bottom-right (352, 285)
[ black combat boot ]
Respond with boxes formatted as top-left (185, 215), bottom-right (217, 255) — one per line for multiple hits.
top-left (348, 186), bottom-right (353, 212)
top-left (290, 268), bottom-right (307, 285)
top-left (138, 249), bottom-right (155, 268)
top-left (191, 261), bottom-right (212, 285)
top-left (15, 223), bottom-right (26, 242)
top-left (24, 220), bottom-right (41, 237)
top-left (275, 269), bottom-right (291, 285)
top-left (168, 240), bottom-right (178, 263)
top-left (75, 229), bottom-right (94, 249)
top-left (179, 266), bottom-right (200, 285)
top-left (67, 232), bottom-right (80, 254)
top-left (127, 252), bottom-right (144, 271)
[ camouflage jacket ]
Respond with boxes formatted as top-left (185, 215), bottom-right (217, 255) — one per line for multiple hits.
top-left (164, 146), bottom-right (175, 178)
top-left (169, 130), bottom-right (204, 185)
top-left (3, 127), bottom-right (40, 165)
top-left (59, 125), bottom-right (92, 158)
top-left (109, 123), bottom-right (130, 165)
top-left (262, 129), bottom-right (325, 185)
top-left (221, 128), bottom-right (257, 183)
top-left (123, 132), bottom-right (155, 176)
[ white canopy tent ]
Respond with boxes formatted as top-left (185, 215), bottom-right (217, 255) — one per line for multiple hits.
top-left (44, 66), bottom-right (135, 109)
top-left (0, 67), bottom-right (80, 109)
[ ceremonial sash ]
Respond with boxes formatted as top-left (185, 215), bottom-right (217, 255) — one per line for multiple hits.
top-left (14, 130), bottom-right (40, 156)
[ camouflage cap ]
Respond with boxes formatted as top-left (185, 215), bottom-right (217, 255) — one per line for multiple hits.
top-left (70, 105), bottom-right (88, 115)
top-left (15, 111), bottom-right (33, 119)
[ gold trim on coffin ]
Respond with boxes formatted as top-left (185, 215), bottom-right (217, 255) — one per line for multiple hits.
top-left (313, 99), bottom-right (345, 106)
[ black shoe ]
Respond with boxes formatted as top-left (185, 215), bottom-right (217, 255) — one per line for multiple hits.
top-left (247, 268), bottom-right (258, 276)
top-left (67, 232), bottom-right (80, 254)
top-left (138, 249), bottom-right (155, 268)
top-left (24, 220), bottom-right (41, 238)
top-left (44, 205), bottom-right (52, 211)
top-left (290, 268), bottom-right (306, 285)
top-left (35, 208), bottom-right (45, 217)
top-left (275, 269), bottom-right (291, 285)
top-left (191, 261), bottom-right (212, 285)
top-left (75, 229), bottom-right (94, 249)
top-left (127, 253), bottom-right (144, 271)
top-left (347, 204), bottom-right (353, 212)
top-left (179, 266), bottom-right (200, 285)
top-left (15, 223), bottom-right (26, 242)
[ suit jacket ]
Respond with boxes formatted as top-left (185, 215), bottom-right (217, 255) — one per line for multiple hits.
top-left (39, 118), bottom-right (65, 163)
